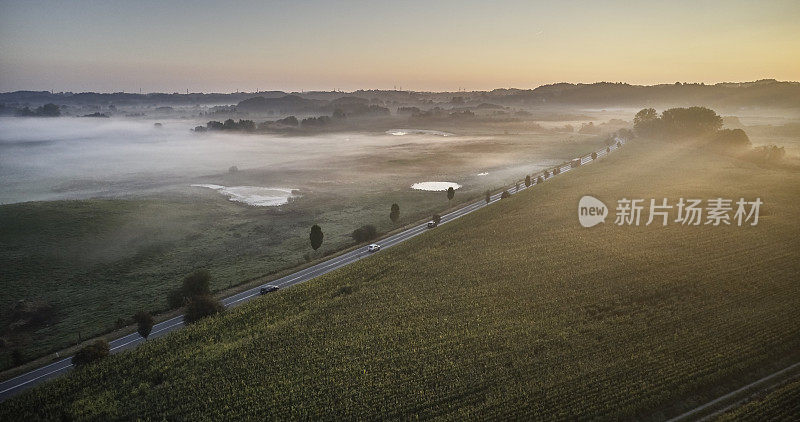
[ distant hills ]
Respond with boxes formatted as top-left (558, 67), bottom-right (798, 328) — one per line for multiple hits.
top-left (481, 80), bottom-right (800, 108)
top-left (236, 94), bottom-right (324, 113)
top-left (1, 80), bottom-right (798, 110)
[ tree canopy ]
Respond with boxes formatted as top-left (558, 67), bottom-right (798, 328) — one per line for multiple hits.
top-left (310, 224), bottom-right (324, 250)
top-left (168, 269), bottom-right (212, 308)
top-left (204, 119), bottom-right (255, 132)
top-left (15, 103), bottom-right (60, 117)
top-left (712, 128), bottom-right (750, 149)
top-left (71, 340), bottom-right (109, 367)
top-left (633, 106), bottom-right (722, 139)
top-left (133, 311), bottom-right (154, 340)
top-left (184, 295), bottom-right (224, 324)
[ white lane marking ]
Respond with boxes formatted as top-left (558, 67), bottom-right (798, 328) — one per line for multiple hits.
top-left (109, 320), bottom-right (185, 352)
top-left (225, 292), bottom-right (259, 306)
top-left (265, 219), bottom-right (461, 290)
top-left (258, 201), bottom-right (484, 293)
top-left (1, 314), bottom-right (188, 391)
top-left (0, 365), bottom-right (71, 395)
top-left (227, 253), bottom-right (356, 301)
top-left (0, 358), bottom-right (72, 387)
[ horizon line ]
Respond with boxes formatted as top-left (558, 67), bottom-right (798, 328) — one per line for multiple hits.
top-left (2, 79), bottom-right (797, 96)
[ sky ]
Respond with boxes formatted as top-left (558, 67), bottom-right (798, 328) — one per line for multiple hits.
top-left (1, 0), bottom-right (799, 93)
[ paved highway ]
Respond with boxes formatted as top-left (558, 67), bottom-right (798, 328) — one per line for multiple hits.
top-left (0, 141), bottom-right (622, 402)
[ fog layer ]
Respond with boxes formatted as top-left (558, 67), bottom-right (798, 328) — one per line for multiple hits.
top-left (0, 117), bottom-right (470, 204)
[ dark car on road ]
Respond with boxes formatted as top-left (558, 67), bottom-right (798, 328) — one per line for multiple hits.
top-left (427, 221), bottom-right (438, 228)
top-left (260, 285), bottom-right (279, 295)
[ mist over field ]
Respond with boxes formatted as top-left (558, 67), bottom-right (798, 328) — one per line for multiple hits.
top-left (0, 117), bottom-right (487, 204)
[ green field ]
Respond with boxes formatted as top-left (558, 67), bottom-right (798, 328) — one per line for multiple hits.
top-left (2, 138), bottom-right (799, 420)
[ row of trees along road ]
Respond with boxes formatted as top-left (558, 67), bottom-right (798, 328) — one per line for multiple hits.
top-left (71, 129), bottom-right (622, 369)
top-left (307, 187), bottom-right (458, 251)
top-left (68, 189), bottom-right (465, 368)
top-left (67, 125), bottom-right (628, 369)
top-left (72, 174), bottom-right (550, 369)
top-left (72, 269), bottom-right (226, 368)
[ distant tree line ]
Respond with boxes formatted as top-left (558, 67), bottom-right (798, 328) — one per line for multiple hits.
top-left (193, 113), bottom-right (354, 133)
top-left (634, 106), bottom-right (754, 149)
top-left (578, 122), bottom-right (600, 134)
top-left (744, 144), bottom-right (787, 166)
top-left (199, 98), bottom-right (392, 135)
top-left (195, 119), bottom-right (256, 132)
top-left (633, 106), bottom-right (724, 140)
top-left (410, 108), bottom-right (476, 121)
top-left (396, 106), bottom-right (421, 115)
top-left (331, 104), bottom-right (389, 119)
top-left (632, 106), bottom-right (792, 165)
top-left (301, 116), bottom-right (331, 127)
top-left (276, 116), bottom-right (299, 126)
top-left (632, 106), bottom-right (752, 149)
top-left (15, 103), bottom-right (61, 117)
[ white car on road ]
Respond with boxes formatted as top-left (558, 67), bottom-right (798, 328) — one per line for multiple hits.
top-left (367, 244), bottom-right (381, 252)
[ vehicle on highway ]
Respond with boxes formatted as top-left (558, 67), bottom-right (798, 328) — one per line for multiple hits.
top-left (367, 244), bottom-right (381, 252)
top-left (259, 285), bottom-right (279, 295)
top-left (427, 221), bottom-right (438, 228)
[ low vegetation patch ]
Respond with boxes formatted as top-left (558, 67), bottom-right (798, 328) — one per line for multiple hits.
top-left (183, 295), bottom-right (224, 324)
top-left (71, 340), bottom-right (109, 367)
top-left (5, 300), bottom-right (57, 332)
top-left (351, 224), bottom-right (378, 243)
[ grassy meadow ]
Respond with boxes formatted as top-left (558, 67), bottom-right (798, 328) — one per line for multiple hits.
top-left (2, 138), bottom-right (798, 419)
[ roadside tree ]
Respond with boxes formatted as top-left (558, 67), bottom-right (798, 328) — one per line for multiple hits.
top-left (133, 311), bottom-right (154, 340)
top-left (310, 224), bottom-right (324, 250)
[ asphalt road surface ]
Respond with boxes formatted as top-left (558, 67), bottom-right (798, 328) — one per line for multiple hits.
top-left (0, 141), bottom-right (622, 402)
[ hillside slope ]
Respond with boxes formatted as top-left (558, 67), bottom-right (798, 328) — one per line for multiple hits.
top-left (2, 140), bottom-right (800, 420)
